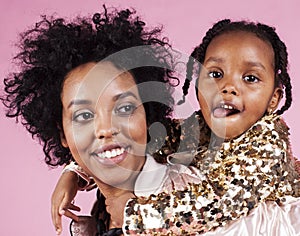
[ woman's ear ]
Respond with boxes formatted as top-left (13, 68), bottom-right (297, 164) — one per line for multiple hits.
top-left (267, 87), bottom-right (283, 113)
top-left (60, 131), bottom-right (69, 148)
top-left (60, 132), bottom-right (69, 148)
top-left (58, 124), bottom-right (69, 148)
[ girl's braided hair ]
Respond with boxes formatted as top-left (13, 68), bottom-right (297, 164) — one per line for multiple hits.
top-left (180, 19), bottom-right (292, 115)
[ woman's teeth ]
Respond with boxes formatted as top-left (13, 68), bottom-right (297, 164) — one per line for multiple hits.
top-left (97, 147), bottom-right (125, 159)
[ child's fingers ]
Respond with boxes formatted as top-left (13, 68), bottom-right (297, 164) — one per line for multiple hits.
top-left (59, 193), bottom-right (75, 210)
top-left (60, 209), bottom-right (79, 222)
top-left (51, 199), bottom-right (62, 235)
top-left (69, 203), bottom-right (81, 211)
top-left (59, 195), bottom-right (80, 213)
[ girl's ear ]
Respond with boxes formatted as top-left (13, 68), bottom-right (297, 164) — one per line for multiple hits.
top-left (267, 87), bottom-right (283, 113)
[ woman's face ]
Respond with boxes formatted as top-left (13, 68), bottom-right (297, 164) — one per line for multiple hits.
top-left (198, 31), bottom-right (282, 140)
top-left (60, 62), bottom-right (147, 189)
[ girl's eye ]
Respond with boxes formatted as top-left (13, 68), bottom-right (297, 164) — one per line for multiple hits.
top-left (73, 111), bottom-right (94, 122)
top-left (115, 103), bottom-right (137, 116)
top-left (208, 71), bottom-right (223, 79)
top-left (243, 75), bottom-right (259, 83)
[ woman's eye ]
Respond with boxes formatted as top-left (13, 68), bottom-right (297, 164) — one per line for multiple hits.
top-left (115, 104), bottom-right (137, 116)
top-left (73, 111), bottom-right (94, 122)
top-left (208, 71), bottom-right (223, 79)
top-left (243, 75), bottom-right (259, 83)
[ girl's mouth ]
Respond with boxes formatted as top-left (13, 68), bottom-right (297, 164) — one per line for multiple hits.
top-left (213, 103), bottom-right (241, 118)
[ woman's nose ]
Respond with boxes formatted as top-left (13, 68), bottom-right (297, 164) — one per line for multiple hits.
top-left (95, 127), bottom-right (120, 139)
top-left (94, 114), bottom-right (119, 139)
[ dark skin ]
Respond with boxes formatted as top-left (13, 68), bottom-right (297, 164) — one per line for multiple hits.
top-left (51, 171), bottom-right (80, 235)
top-left (2, 9), bottom-right (176, 234)
top-left (50, 19), bottom-right (295, 235)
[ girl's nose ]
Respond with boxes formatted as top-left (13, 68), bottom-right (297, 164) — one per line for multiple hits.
top-left (220, 76), bottom-right (239, 96)
top-left (221, 86), bottom-right (238, 95)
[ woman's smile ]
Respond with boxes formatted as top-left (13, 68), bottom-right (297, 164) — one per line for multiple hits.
top-left (91, 143), bottom-right (129, 166)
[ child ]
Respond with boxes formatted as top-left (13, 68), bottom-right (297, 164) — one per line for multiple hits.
top-left (1, 6), bottom-right (182, 235)
top-left (123, 19), bottom-right (300, 235)
top-left (52, 19), bottom-right (300, 235)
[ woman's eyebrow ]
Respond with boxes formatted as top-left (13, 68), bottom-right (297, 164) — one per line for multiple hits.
top-left (113, 91), bottom-right (138, 101)
top-left (67, 92), bottom-right (138, 108)
top-left (67, 99), bottom-right (92, 108)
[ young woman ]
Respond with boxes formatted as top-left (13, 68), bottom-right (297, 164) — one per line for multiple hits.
top-left (1, 6), bottom-right (181, 235)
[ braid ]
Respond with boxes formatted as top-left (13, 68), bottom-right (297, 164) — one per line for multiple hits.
top-left (276, 41), bottom-right (293, 115)
top-left (181, 19), bottom-right (293, 114)
top-left (256, 23), bottom-right (292, 114)
top-left (177, 47), bottom-right (199, 105)
top-left (179, 19), bottom-right (231, 104)
top-left (278, 81), bottom-right (292, 114)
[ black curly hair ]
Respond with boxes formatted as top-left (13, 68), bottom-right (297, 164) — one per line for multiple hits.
top-left (1, 6), bottom-right (178, 167)
top-left (180, 19), bottom-right (292, 115)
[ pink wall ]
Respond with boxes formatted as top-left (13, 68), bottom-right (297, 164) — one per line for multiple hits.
top-left (1, 0), bottom-right (299, 235)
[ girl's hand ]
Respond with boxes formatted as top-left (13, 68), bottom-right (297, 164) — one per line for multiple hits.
top-left (96, 182), bottom-right (135, 228)
top-left (106, 191), bottom-right (135, 228)
top-left (51, 171), bottom-right (81, 235)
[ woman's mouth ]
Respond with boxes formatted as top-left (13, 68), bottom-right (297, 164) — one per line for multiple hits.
top-left (95, 147), bottom-right (125, 159)
top-left (213, 103), bottom-right (241, 118)
top-left (91, 144), bottom-right (129, 166)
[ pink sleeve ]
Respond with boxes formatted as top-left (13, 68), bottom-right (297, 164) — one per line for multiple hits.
top-left (63, 161), bottom-right (96, 191)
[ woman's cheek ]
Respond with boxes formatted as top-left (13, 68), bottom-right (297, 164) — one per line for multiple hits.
top-left (74, 126), bottom-right (93, 148)
top-left (120, 113), bottom-right (147, 145)
top-left (65, 124), bottom-right (92, 155)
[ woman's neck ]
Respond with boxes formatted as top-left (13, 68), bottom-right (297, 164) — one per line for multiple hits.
top-left (94, 155), bottom-right (146, 198)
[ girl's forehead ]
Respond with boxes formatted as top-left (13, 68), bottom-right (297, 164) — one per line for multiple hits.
top-left (212, 30), bottom-right (273, 50)
top-left (206, 31), bottom-right (275, 63)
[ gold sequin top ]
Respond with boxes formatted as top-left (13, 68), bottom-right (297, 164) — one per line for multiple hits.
top-left (123, 112), bottom-right (300, 235)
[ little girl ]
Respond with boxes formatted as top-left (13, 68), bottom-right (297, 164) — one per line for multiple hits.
top-left (51, 19), bottom-right (300, 235)
top-left (123, 19), bottom-right (300, 235)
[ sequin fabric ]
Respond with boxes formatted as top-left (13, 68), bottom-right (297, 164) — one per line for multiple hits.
top-left (124, 113), bottom-right (300, 235)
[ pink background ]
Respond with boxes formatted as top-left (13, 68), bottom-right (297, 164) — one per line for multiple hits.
top-left (1, 0), bottom-right (299, 235)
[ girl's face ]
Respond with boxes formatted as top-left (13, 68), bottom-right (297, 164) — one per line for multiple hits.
top-left (60, 62), bottom-right (147, 189)
top-left (198, 31), bottom-right (282, 140)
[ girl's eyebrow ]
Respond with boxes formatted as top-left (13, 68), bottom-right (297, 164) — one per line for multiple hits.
top-left (205, 57), bottom-right (225, 64)
top-left (205, 57), bottom-right (266, 70)
top-left (244, 61), bottom-right (266, 70)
